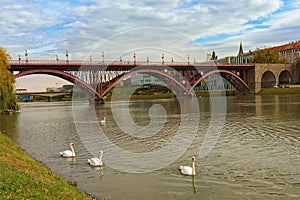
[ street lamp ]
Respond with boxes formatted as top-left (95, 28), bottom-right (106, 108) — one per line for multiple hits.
top-left (66, 50), bottom-right (69, 62)
top-left (133, 51), bottom-right (136, 64)
top-left (161, 53), bottom-right (164, 65)
top-left (25, 50), bottom-right (28, 62)
top-left (102, 51), bottom-right (104, 64)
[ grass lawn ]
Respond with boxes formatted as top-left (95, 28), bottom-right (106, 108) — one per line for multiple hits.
top-left (257, 87), bottom-right (300, 95)
top-left (0, 131), bottom-right (90, 200)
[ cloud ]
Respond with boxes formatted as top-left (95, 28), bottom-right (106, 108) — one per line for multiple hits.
top-left (1, 0), bottom-right (299, 90)
top-left (1, 0), bottom-right (292, 60)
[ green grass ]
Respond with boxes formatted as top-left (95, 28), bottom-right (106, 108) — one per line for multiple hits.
top-left (106, 87), bottom-right (236, 101)
top-left (257, 87), bottom-right (300, 95)
top-left (106, 92), bottom-right (175, 101)
top-left (0, 131), bottom-right (90, 200)
top-left (194, 90), bottom-right (236, 97)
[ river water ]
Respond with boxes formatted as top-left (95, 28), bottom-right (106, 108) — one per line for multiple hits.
top-left (0, 94), bottom-right (299, 199)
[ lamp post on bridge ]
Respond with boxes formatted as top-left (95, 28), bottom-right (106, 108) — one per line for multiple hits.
top-left (102, 51), bottom-right (104, 64)
top-left (25, 50), bottom-right (28, 62)
top-left (66, 50), bottom-right (69, 62)
top-left (133, 51), bottom-right (136, 65)
top-left (162, 53), bottom-right (164, 65)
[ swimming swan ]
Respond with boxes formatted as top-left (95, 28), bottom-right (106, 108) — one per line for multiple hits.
top-left (60, 143), bottom-right (76, 158)
top-left (179, 156), bottom-right (196, 176)
top-left (88, 151), bottom-right (103, 167)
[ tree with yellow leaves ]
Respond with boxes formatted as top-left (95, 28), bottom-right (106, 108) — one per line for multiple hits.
top-left (0, 47), bottom-right (19, 112)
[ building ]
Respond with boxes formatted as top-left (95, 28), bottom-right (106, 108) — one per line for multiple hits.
top-left (130, 74), bottom-right (166, 88)
top-left (217, 41), bottom-right (254, 64)
top-left (269, 40), bottom-right (300, 64)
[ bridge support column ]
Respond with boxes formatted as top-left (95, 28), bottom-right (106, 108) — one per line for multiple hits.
top-left (89, 96), bottom-right (105, 104)
top-left (254, 81), bottom-right (261, 93)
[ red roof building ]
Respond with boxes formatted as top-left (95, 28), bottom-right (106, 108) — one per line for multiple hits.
top-left (269, 40), bottom-right (300, 63)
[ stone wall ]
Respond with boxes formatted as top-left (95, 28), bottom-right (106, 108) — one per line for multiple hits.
top-left (254, 63), bottom-right (294, 93)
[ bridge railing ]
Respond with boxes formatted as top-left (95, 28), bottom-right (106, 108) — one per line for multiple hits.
top-left (8, 60), bottom-right (254, 67)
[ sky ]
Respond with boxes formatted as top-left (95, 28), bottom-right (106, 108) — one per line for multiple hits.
top-left (1, 0), bottom-right (300, 91)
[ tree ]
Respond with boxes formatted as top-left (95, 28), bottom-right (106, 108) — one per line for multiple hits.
top-left (296, 57), bottom-right (300, 68)
top-left (252, 48), bottom-right (285, 63)
top-left (0, 47), bottom-right (19, 112)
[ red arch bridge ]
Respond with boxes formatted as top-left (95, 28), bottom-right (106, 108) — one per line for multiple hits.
top-left (9, 60), bottom-right (295, 99)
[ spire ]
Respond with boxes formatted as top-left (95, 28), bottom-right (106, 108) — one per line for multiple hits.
top-left (238, 41), bottom-right (244, 56)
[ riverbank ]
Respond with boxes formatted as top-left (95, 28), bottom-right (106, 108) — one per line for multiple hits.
top-left (104, 90), bottom-right (236, 101)
top-left (0, 131), bottom-right (90, 200)
top-left (257, 87), bottom-right (300, 95)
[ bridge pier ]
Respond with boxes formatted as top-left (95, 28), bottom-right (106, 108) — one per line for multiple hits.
top-left (89, 96), bottom-right (105, 104)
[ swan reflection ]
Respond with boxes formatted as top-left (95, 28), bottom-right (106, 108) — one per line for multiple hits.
top-left (192, 175), bottom-right (196, 194)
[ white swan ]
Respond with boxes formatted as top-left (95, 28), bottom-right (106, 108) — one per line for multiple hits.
top-left (88, 151), bottom-right (103, 167)
top-left (100, 117), bottom-right (106, 124)
top-left (179, 156), bottom-right (196, 176)
top-left (60, 143), bottom-right (76, 158)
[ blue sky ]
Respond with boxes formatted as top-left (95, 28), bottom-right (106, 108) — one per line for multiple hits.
top-left (1, 0), bottom-right (299, 90)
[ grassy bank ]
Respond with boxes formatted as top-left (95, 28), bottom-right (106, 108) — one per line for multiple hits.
top-left (257, 87), bottom-right (300, 95)
top-left (194, 90), bottom-right (236, 97)
top-left (105, 90), bottom-right (236, 101)
top-left (106, 92), bottom-right (174, 101)
top-left (0, 131), bottom-right (90, 200)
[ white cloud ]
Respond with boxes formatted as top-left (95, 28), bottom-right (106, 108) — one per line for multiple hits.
top-left (1, 0), bottom-right (299, 90)
top-left (1, 0), bottom-right (289, 60)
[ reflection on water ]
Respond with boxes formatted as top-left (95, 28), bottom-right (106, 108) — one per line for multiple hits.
top-left (0, 95), bottom-right (299, 199)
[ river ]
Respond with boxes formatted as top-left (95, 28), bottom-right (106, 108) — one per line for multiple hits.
top-left (0, 94), bottom-right (299, 199)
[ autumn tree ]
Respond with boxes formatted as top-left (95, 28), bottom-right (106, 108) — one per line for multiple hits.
top-left (252, 48), bottom-right (285, 63)
top-left (296, 57), bottom-right (300, 68)
top-left (0, 47), bottom-right (19, 112)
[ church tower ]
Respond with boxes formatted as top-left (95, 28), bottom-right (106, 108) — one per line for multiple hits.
top-left (238, 41), bottom-right (244, 56)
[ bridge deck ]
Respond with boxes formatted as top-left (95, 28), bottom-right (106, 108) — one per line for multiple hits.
top-left (9, 60), bottom-right (254, 71)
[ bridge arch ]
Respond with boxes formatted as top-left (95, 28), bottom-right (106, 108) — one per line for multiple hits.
top-left (261, 70), bottom-right (276, 88)
top-left (100, 68), bottom-right (189, 96)
top-left (190, 69), bottom-right (250, 93)
top-left (14, 69), bottom-right (100, 97)
top-left (278, 70), bottom-right (292, 85)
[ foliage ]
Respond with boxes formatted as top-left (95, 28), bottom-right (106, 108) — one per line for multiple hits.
top-left (296, 57), bottom-right (300, 68)
top-left (0, 131), bottom-right (90, 199)
top-left (252, 48), bottom-right (285, 63)
top-left (0, 47), bottom-right (19, 112)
